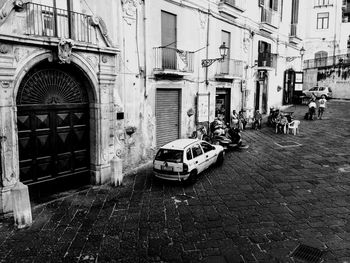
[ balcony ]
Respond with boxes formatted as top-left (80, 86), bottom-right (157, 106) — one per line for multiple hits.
top-left (260, 8), bottom-right (279, 33)
top-left (25, 3), bottom-right (93, 43)
top-left (304, 53), bottom-right (350, 69)
top-left (314, 0), bottom-right (333, 7)
top-left (218, 0), bottom-right (246, 19)
top-left (215, 59), bottom-right (243, 80)
top-left (289, 24), bottom-right (302, 45)
top-left (257, 52), bottom-right (277, 70)
top-left (153, 47), bottom-right (194, 76)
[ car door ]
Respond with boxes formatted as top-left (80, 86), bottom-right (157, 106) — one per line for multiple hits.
top-left (191, 143), bottom-right (206, 173)
top-left (200, 142), bottom-right (217, 168)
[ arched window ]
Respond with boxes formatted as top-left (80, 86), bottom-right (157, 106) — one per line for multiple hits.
top-left (315, 51), bottom-right (328, 67)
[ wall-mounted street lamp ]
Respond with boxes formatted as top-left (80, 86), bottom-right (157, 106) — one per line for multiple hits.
top-left (201, 42), bottom-right (229, 68)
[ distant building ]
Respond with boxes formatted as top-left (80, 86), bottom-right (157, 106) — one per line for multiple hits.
top-left (302, 0), bottom-right (350, 99)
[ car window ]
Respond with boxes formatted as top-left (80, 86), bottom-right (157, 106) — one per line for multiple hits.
top-left (200, 142), bottom-right (213, 153)
top-left (186, 148), bottom-right (193, 160)
top-left (155, 149), bottom-right (183, 163)
top-left (192, 144), bottom-right (203, 158)
top-left (319, 87), bottom-right (325, 91)
top-left (310, 87), bottom-right (318, 91)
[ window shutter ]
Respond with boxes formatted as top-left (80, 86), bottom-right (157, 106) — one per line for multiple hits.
top-left (273, 0), bottom-right (279, 11)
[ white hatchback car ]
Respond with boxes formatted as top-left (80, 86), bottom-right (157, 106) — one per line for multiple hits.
top-left (153, 139), bottom-right (224, 182)
top-left (303, 86), bottom-right (333, 99)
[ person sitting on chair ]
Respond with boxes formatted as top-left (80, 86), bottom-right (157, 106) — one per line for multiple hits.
top-left (276, 114), bottom-right (288, 134)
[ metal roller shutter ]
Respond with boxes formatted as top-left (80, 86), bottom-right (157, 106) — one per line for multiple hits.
top-left (156, 89), bottom-right (180, 148)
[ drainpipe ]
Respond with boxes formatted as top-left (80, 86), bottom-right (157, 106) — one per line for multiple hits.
top-left (143, 0), bottom-right (147, 97)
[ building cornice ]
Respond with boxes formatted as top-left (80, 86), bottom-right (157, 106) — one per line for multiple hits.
top-left (0, 34), bottom-right (120, 55)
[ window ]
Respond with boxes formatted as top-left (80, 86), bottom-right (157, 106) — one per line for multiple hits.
top-left (221, 30), bottom-right (231, 74)
top-left (192, 144), bottom-right (203, 158)
top-left (258, 41), bottom-right (272, 67)
top-left (315, 51), bottom-right (328, 67)
top-left (161, 11), bottom-right (177, 70)
top-left (186, 148), bottom-right (193, 160)
top-left (155, 149), bottom-right (183, 163)
top-left (317, 12), bottom-right (329, 29)
top-left (200, 142), bottom-right (213, 153)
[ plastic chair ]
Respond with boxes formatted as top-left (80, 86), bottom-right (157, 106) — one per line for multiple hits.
top-left (288, 120), bottom-right (300, 135)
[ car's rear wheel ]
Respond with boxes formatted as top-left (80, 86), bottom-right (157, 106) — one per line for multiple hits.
top-left (216, 152), bottom-right (224, 166)
top-left (185, 170), bottom-right (198, 185)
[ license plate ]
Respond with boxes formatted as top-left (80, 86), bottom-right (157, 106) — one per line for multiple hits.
top-left (161, 165), bottom-right (173, 171)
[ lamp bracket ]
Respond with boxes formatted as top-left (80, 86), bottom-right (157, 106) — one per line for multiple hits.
top-left (201, 57), bottom-right (224, 68)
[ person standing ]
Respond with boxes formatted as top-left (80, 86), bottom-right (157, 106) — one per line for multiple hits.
top-left (318, 95), bottom-right (327, 119)
top-left (308, 98), bottom-right (317, 120)
top-left (231, 110), bottom-right (239, 128)
top-left (238, 110), bottom-right (247, 130)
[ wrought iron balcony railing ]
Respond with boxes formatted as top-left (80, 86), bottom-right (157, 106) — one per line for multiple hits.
top-left (304, 53), bottom-right (350, 69)
top-left (261, 8), bottom-right (279, 28)
top-left (258, 52), bottom-right (277, 68)
top-left (216, 59), bottom-right (243, 78)
top-left (314, 0), bottom-right (333, 7)
top-left (220, 0), bottom-right (246, 11)
top-left (153, 47), bottom-right (194, 73)
top-left (25, 2), bottom-right (93, 43)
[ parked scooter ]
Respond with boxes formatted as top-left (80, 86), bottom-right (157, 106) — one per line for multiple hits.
top-left (210, 118), bottom-right (249, 150)
top-left (189, 124), bottom-right (211, 142)
top-left (227, 127), bottom-right (249, 149)
top-left (210, 118), bottom-right (231, 150)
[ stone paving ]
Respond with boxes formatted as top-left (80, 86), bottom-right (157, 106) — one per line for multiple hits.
top-left (1, 100), bottom-right (350, 263)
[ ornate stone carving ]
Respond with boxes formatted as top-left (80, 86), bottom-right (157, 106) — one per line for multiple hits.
top-left (0, 0), bottom-right (30, 26)
top-left (122, 0), bottom-right (141, 25)
top-left (14, 47), bottom-right (29, 62)
top-left (85, 55), bottom-right (98, 71)
top-left (198, 10), bottom-right (207, 29)
top-left (0, 44), bottom-right (10, 54)
top-left (58, 39), bottom-right (74, 64)
top-left (89, 16), bottom-right (113, 47)
top-left (0, 81), bottom-right (11, 89)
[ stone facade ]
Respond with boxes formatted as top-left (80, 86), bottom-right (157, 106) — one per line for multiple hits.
top-left (0, 0), bottom-right (120, 213)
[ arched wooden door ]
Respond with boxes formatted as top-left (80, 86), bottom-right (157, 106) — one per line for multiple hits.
top-left (17, 68), bottom-right (90, 199)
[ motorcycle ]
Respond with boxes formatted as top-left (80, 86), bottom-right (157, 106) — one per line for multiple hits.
top-left (210, 119), bottom-right (249, 150)
top-left (189, 124), bottom-right (211, 142)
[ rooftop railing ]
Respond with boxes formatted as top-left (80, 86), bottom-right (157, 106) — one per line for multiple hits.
top-left (153, 47), bottom-right (194, 73)
top-left (304, 53), bottom-right (350, 69)
top-left (25, 2), bottom-right (93, 43)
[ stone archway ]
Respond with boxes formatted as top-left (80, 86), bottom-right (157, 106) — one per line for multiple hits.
top-left (16, 61), bottom-right (95, 200)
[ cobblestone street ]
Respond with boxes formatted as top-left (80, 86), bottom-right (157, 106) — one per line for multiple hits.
top-left (1, 100), bottom-right (350, 263)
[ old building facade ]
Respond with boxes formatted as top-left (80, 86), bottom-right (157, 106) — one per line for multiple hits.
top-left (0, 0), bottom-right (305, 216)
top-left (303, 0), bottom-right (350, 99)
top-left (0, 0), bottom-right (122, 213)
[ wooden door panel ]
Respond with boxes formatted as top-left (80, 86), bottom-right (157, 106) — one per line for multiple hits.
top-left (17, 104), bottom-right (89, 187)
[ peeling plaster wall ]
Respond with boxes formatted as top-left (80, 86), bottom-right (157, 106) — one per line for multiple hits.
top-left (317, 66), bottom-right (350, 99)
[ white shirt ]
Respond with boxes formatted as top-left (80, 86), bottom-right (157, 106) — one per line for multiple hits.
top-left (319, 98), bottom-right (327, 108)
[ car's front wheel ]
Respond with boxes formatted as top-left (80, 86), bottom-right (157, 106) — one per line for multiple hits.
top-left (216, 152), bottom-right (224, 166)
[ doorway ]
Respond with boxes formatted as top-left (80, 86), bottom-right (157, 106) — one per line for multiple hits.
top-left (215, 88), bottom-right (231, 124)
